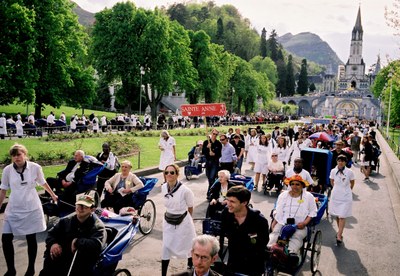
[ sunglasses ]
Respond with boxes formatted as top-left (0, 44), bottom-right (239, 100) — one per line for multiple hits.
top-left (220, 138), bottom-right (226, 141)
top-left (290, 182), bottom-right (302, 186)
top-left (271, 155), bottom-right (278, 157)
top-left (164, 171), bottom-right (176, 175)
top-left (212, 133), bottom-right (218, 135)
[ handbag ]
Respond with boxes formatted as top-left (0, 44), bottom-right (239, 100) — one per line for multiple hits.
top-left (164, 211), bottom-right (188, 225)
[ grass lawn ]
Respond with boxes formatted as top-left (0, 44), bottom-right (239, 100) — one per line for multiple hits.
top-left (0, 135), bottom-right (202, 177)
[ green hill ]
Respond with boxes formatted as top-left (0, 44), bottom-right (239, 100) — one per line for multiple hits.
top-left (278, 32), bottom-right (343, 73)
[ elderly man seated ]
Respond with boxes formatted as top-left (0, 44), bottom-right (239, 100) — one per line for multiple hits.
top-left (46, 150), bottom-right (90, 204)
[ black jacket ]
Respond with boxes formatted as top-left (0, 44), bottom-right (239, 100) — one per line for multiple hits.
top-left (58, 159), bottom-right (90, 185)
top-left (41, 213), bottom-right (106, 276)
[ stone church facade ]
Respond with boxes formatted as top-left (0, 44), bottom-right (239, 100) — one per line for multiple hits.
top-left (280, 7), bottom-right (381, 120)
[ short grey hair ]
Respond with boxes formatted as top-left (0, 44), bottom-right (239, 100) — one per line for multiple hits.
top-left (75, 150), bottom-right (85, 157)
top-left (218, 169), bottom-right (231, 181)
top-left (192, 234), bottom-right (220, 257)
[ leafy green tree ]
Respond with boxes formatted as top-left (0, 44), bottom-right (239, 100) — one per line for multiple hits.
top-left (249, 56), bottom-right (278, 85)
top-left (1, 0), bottom-right (95, 117)
top-left (167, 3), bottom-right (189, 26)
top-left (372, 61), bottom-right (400, 126)
top-left (286, 55), bottom-right (296, 96)
top-left (260, 28), bottom-right (268, 58)
top-left (297, 59), bottom-right (309, 95)
top-left (92, 3), bottom-right (195, 118)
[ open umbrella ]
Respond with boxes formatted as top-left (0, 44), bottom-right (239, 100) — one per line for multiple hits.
top-left (309, 132), bottom-right (333, 142)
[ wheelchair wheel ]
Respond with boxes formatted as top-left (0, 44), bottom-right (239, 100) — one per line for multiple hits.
top-left (139, 199), bottom-right (156, 235)
top-left (185, 170), bottom-right (193, 180)
top-left (310, 230), bottom-right (322, 273)
top-left (112, 268), bottom-right (131, 276)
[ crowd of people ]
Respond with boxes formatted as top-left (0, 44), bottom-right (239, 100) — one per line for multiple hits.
top-left (0, 110), bottom-right (293, 139)
top-left (0, 116), bottom-right (382, 275)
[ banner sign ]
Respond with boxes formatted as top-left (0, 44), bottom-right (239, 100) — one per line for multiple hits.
top-left (181, 103), bottom-right (227, 117)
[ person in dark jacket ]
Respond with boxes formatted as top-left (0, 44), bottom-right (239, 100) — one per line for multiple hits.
top-left (46, 150), bottom-right (90, 204)
top-left (219, 186), bottom-right (269, 276)
top-left (39, 193), bottom-right (106, 276)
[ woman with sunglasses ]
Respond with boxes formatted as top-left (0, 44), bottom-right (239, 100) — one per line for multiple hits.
top-left (161, 164), bottom-right (196, 276)
top-left (268, 175), bottom-right (317, 265)
top-left (329, 155), bottom-right (355, 245)
top-left (0, 144), bottom-right (58, 276)
top-left (100, 160), bottom-right (144, 214)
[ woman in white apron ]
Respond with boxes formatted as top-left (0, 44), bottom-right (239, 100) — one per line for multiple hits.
top-left (329, 154), bottom-right (355, 245)
top-left (15, 118), bottom-right (25, 138)
top-left (0, 144), bottom-right (58, 276)
top-left (161, 164), bottom-right (196, 276)
top-left (158, 130), bottom-right (176, 171)
top-left (246, 129), bottom-right (259, 170)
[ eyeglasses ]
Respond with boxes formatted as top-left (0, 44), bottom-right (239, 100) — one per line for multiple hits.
top-left (290, 182), bottom-right (302, 186)
top-left (164, 171), bottom-right (176, 175)
top-left (212, 133), bottom-right (218, 135)
top-left (271, 155), bottom-right (278, 157)
top-left (192, 253), bottom-right (211, 261)
top-left (220, 138), bottom-right (226, 141)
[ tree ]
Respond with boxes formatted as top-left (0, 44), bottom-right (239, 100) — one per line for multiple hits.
top-left (309, 83), bottom-right (316, 92)
top-left (92, 3), bottom-right (195, 118)
top-left (167, 3), bottom-right (189, 26)
top-left (0, 2), bottom-right (36, 105)
top-left (216, 17), bottom-right (224, 43)
top-left (286, 55), bottom-right (296, 96)
top-left (267, 30), bottom-right (279, 62)
top-left (0, 0), bottom-right (95, 117)
top-left (297, 59), bottom-right (309, 95)
top-left (260, 27), bottom-right (268, 58)
top-left (249, 56), bottom-right (278, 86)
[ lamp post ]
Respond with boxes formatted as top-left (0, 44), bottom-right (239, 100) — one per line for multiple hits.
top-left (386, 72), bottom-right (393, 139)
top-left (139, 66), bottom-right (145, 115)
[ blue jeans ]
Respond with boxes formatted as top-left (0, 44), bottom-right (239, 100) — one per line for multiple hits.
top-left (205, 160), bottom-right (219, 192)
top-left (236, 157), bottom-right (244, 171)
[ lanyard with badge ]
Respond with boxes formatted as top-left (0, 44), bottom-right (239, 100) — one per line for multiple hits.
top-left (13, 162), bottom-right (28, 186)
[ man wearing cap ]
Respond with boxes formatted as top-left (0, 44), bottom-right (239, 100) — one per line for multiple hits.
top-left (0, 113), bottom-right (7, 139)
top-left (39, 193), bottom-right (106, 276)
top-left (268, 175), bottom-right (317, 265)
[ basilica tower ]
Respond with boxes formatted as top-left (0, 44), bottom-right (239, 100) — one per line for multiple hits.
top-left (338, 7), bottom-right (369, 91)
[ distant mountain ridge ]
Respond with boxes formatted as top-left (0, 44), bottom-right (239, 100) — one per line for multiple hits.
top-left (71, 3), bottom-right (342, 74)
top-left (278, 32), bottom-right (343, 73)
top-left (72, 2), bottom-right (95, 26)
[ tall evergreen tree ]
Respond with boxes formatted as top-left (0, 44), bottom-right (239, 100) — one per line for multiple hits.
top-left (275, 48), bottom-right (287, 96)
top-left (267, 29), bottom-right (279, 62)
top-left (286, 55), bottom-right (295, 96)
top-left (297, 59), bottom-right (309, 95)
top-left (309, 83), bottom-right (316, 92)
top-left (216, 17), bottom-right (224, 43)
top-left (260, 27), bottom-right (267, 58)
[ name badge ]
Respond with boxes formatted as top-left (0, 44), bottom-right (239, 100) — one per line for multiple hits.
top-left (21, 181), bottom-right (28, 186)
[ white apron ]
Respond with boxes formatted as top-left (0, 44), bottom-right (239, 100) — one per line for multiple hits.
top-left (1, 162), bottom-right (47, 235)
top-left (162, 182), bottom-right (196, 259)
top-left (158, 137), bottom-right (176, 170)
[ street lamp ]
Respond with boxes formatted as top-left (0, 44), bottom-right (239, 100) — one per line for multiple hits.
top-left (139, 66), bottom-right (145, 115)
top-left (386, 71), bottom-right (393, 139)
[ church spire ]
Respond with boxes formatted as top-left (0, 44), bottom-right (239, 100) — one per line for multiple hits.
top-left (352, 6), bottom-right (363, 40)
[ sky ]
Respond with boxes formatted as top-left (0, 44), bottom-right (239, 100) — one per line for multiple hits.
top-left (73, 0), bottom-right (400, 68)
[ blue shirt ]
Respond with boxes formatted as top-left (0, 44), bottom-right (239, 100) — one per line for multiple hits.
top-left (220, 142), bottom-right (237, 163)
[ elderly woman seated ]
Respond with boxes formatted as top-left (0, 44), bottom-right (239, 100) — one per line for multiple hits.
top-left (267, 175), bottom-right (317, 265)
top-left (100, 160), bottom-right (144, 214)
top-left (207, 170), bottom-right (235, 219)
